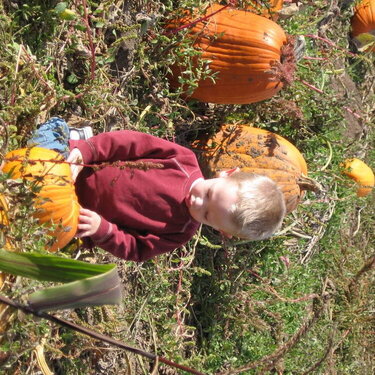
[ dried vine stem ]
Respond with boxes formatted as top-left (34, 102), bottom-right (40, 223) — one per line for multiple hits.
top-left (347, 254), bottom-right (375, 299)
top-left (301, 332), bottom-right (334, 375)
top-left (3, 156), bottom-right (164, 172)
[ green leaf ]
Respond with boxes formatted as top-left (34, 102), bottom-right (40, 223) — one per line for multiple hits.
top-left (28, 267), bottom-right (122, 311)
top-left (59, 9), bottom-right (77, 21)
top-left (0, 248), bottom-right (113, 282)
top-left (54, 2), bottom-right (68, 14)
top-left (0, 249), bottom-right (121, 311)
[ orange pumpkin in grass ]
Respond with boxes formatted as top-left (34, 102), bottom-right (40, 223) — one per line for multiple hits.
top-left (351, 0), bottom-right (375, 52)
top-left (342, 158), bottom-right (374, 197)
top-left (194, 124), bottom-right (319, 214)
top-left (167, 3), bottom-right (295, 104)
top-left (1, 147), bottom-right (80, 252)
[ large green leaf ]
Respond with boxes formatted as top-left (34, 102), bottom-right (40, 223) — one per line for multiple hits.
top-left (0, 248), bottom-right (122, 311)
top-left (0, 248), bottom-right (113, 282)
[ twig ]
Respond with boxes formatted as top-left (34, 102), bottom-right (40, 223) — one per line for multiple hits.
top-left (347, 254), bottom-right (375, 298)
top-left (9, 43), bottom-right (23, 106)
top-left (80, 0), bottom-right (96, 80)
top-left (303, 56), bottom-right (328, 61)
top-left (3, 156), bottom-right (164, 172)
top-left (304, 34), bottom-right (357, 58)
top-left (20, 45), bottom-right (55, 92)
top-left (351, 206), bottom-right (364, 237)
top-left (300, 190), bottom-right (337, 264)
top-left (319, 137), bottom-right (333, 171)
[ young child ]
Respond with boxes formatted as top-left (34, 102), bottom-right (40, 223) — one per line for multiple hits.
top-left (28, 118), bottom-right (286, 262)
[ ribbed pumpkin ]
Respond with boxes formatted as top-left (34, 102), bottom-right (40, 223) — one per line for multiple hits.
top-left (1, 147), bottom-right (80, 252)
top-left (342, 158), bottom-right (374, 197)
top-left (194, 124), bottom-right (318, 214)
top-left (168, 3), bottom-right (295, 104)
top-left (351, 0), bottom-right (375, 52)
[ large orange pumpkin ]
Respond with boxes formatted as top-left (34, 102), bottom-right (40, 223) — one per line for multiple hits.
top-left (342, 158), bottom-right (374, 197)
top-left (1, 147), bottom-right (80, 252)
top-left (194, 124), bottom-right (318, 214)
top-left (351, 0), bottom-right (375, 52)
top-left (168, 3), bottom-right (295, 104)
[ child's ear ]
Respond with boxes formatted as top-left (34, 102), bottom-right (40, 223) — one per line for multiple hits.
top-left (218, 167), bottom-right (240, 178)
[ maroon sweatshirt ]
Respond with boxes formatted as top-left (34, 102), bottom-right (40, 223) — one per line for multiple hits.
top-left (69, 130), bottom-right (202, 262)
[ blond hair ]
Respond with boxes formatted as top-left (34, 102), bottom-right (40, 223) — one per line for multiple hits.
top-left (227, 172), bottom-right (286, 240)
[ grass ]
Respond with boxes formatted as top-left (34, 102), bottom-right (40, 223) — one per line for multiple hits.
top-left (0, 1), bottom-right (374, 374)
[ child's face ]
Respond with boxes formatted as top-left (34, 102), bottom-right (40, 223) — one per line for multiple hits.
top-left (186, 177), bottom-right (238, 236)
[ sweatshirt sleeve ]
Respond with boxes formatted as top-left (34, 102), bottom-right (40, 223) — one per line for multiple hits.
top-left (69, 130), bottom-right (191, 164)
top-left (88, 216), bottom-right (198, 262)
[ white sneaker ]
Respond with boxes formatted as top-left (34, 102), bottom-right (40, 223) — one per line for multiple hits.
top-left (69, 126), bottom-right (93, 140)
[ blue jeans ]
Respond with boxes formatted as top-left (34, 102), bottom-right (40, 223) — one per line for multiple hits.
top-left (27, 117), bottom-right (70, 158)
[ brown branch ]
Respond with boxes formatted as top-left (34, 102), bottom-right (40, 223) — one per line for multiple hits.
top-left (347, 254), bottom-right (375, 298)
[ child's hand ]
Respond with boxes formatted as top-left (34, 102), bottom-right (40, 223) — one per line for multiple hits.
top-left (67, 148), bottom-right (84, 182)
top-left (76, 208), bottom-right (101, 238)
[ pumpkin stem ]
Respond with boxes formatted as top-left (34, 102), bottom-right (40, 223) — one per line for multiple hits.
top-left (267, 35), bottom-right (296, 87)
top-left (297, 175), bottom-right (322, 193)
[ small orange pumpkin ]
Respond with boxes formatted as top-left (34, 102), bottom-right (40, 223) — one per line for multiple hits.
top-left (2, 147), bottom-right (80, 252)
top-left (342, 158), bottom-right (374, 197)
top-left (194, 124), bottom-right (318, 214)
top-left (351, 0), bottom-right (375, 52)
top-left (168, 3), bottom-right (295, 104)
